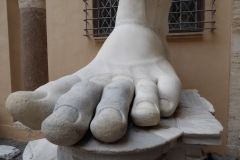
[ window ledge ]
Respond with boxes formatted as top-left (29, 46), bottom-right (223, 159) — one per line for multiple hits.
top-left (92, 32), bottom-right (203, 43)
top-left (167, 32), bottom-right (203, 39)
top-left (93, 37), bottom-right (108, 43)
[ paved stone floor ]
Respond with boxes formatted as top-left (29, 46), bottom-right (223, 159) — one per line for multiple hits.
top-left (0, 138), bottom-right (27, 160)
top-left (0, 138), bottom-right (237, 160)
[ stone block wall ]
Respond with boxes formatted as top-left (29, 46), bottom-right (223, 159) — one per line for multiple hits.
top-left (228, 0), bottom-right (240, 158)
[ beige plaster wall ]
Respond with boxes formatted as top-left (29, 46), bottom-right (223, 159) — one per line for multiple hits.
top-left (46, 0), bottom-right (231, 155)
top-left (47, 0), bottom-right (102, 79)
top-left (0, 0), bottom-right (13, 126)
top-left (7, 0), bottom-right (23, 92)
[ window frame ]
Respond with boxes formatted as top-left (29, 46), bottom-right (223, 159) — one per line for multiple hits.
top-left (83, 0), bottom-right (216, 37)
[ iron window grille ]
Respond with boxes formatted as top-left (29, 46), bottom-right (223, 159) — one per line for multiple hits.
top-left (83, 0), bottom-right (216, 37)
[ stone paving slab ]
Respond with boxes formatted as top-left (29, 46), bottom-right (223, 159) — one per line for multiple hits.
top-left (0, 138), bottom-right (27, 160)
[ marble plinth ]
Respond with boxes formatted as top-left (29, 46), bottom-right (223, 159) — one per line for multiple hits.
top-left (23, 90), bottom-right (223, 160)
top-left (57, 123), bottom-right (182, 160)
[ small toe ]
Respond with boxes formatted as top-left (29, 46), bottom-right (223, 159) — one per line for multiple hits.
top-left (159, 99), bottom-right (171, 116)
top-left (158, 76), bottom-right (181, 117)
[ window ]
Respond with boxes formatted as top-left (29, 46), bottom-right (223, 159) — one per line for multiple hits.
top-left (92, 0), bottom-right (119, 36)
top-left (83, 0), bottom-right (216, 37)
top-left (169, 0), bottom-right (205, 32)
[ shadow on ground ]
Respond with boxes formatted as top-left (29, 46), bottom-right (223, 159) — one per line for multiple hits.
top-left (205, 153), bottom-right (237, 160)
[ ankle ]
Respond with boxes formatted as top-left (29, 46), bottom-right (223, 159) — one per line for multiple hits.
top-left (116, 0), bottom-right (147, 24)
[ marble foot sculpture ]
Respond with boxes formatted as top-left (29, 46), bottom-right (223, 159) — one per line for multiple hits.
top-left (6, 0), bottom-right (182, 145)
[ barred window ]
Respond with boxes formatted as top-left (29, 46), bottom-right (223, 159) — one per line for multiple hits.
top-left (83, 0), bottom-right (216, 37)
top-left (92, 0), bottom-right (119, 36)
top-left (170, 0), bottom-right (205, 32)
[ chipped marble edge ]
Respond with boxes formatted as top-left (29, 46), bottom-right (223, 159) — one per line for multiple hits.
top-left (174, 107), bottom-right (224, 140)
top-left (179, 136), bottom-right (222, 145)
top-left (182, 129), bottom-right (223, 139)
top-left (180, 89), bottom-right (215, 114)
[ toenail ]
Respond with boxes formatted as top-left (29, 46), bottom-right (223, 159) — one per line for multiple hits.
top-left (97, 108), bottom-right (123, 121)
top-left (90, 108), bottom-right (127, 143)
top-left (159, 99), bottom-right (170, 108)
top-left (135, 101), bottom-right (159, 112)
top-left (53, 106), bottom-right (78, 123)
top-left (131, 101), bottom-right (160, 126)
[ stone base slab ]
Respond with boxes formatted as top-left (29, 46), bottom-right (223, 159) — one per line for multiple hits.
top-left (23, 139), bottom-right (206, 160)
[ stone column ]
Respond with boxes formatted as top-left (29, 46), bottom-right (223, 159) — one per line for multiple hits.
top-left (19, 0), bottom-right (48, 91)
top-left (227, 0), bottom-right (240, 158)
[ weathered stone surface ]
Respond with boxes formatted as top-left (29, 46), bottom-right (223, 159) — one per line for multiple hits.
top-left (22, 123), bottom-right (177, 160)
top-left (180, 89), bottom-right (215, 114)
top-left (149, 123), bottom-right (183, 147)
top-left (175, 107), bottom-right (223, 145)
top-left (32, 123), bottom-right (180, 160)
top-left (63, 124), bottom-right (170, 155)
top-left (0, 145), bottom-right (20, 160)
top-left (23, 139), bottom-right (57, 160)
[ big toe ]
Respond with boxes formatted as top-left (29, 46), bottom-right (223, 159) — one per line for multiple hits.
top-left (6, 91), bottom-right (47, 130)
